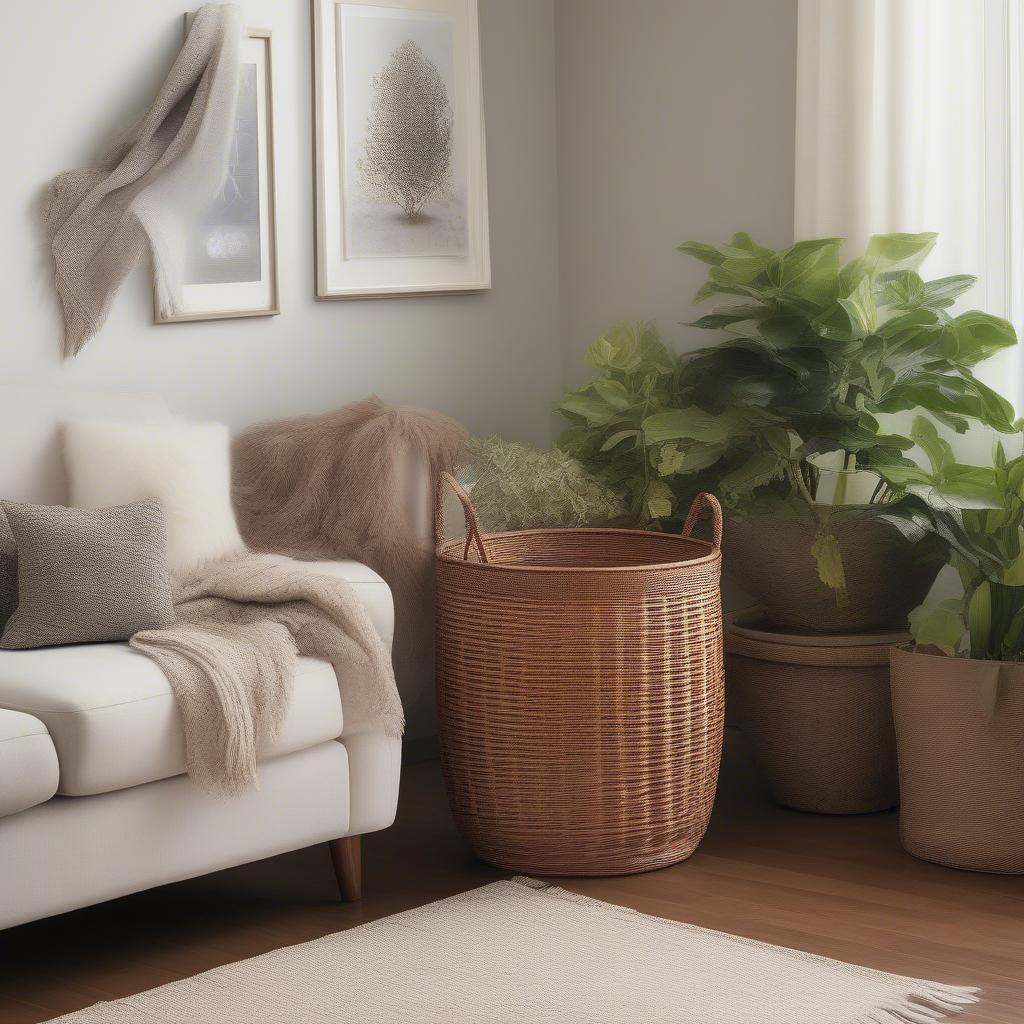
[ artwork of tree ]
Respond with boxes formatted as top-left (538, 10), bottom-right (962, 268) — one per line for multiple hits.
top-left (358, 40), bottom-right (454, 218)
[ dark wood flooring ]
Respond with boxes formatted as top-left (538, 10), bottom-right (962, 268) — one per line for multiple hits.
top-left (2, 735), bottom-right (1022, 1023)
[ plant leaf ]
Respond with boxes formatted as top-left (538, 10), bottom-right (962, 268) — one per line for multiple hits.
top-left (967, 580), bottom-right (992, 659)
top-left (863, 232), bottom-right (937, 273)
top-left (810, 528), bottom-right (847, 597)
top-left (600, 429), bottom-right (639, 452)
top-left (908, 599), bottom-right (965, 656)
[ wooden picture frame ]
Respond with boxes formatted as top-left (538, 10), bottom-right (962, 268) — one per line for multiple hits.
top-left (155, 23), bottom-right (279, 324)
top-left (311, 0), bottom-right (490, 299)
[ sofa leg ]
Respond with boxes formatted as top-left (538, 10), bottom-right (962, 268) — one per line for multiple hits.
top-left (328, 835), bottom-right (362, 901)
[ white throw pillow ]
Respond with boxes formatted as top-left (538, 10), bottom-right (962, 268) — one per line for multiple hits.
top-left (63, 417), bottom-right (245, 575)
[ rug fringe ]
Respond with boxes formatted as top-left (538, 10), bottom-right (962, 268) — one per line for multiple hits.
top-left (509, 878), bottom-right (980, 1024)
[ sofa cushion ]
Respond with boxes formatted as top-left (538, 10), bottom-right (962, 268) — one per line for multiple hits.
top-left (0, 645), bottom-right (343, 796)
top-left (0, 557), bottom-right (393, 796)
top-left (0, 709), bottom-right (59, 817)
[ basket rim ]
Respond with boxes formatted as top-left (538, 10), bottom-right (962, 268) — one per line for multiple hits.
top-left (436, 526), bottom-right (721, 573)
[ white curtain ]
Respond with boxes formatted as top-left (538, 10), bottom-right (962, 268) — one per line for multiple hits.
top-left (795, 0), bottom-right (1022, 415)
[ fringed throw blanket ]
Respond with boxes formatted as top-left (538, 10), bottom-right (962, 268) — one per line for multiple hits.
top-left (131, 553), bottom-right (402, 796)
top-left (231, 396), bottom-right (466, 741)
top-left (45, 4), bottom-right (242, 357)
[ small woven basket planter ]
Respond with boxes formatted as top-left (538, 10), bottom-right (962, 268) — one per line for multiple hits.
top-left (725, 610), bottom-right (905, 815)
top-left (434, 474), bottom-right (725, 877)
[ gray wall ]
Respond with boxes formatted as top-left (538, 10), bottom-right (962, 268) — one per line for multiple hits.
top-left (555, 0), bottom-right (798, 387)
top-left (0, 0), bottom-right (562, 443)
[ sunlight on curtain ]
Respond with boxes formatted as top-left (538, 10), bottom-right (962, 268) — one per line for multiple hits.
top-left (795, 0), bottom-right (1023, 418)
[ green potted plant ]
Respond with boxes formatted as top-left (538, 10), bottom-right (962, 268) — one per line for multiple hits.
top-left (882, 421), bottom-right (1024, 873)
top-left (559, 232), bottom-right (1019, 632)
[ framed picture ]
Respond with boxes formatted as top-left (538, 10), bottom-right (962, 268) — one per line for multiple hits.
top-left (312, 0), bottom-right (490, 298)
top-left (155, 22), bottom-right (279, 324)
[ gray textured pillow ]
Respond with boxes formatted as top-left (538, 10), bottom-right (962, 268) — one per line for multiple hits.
top-left (0, 498), bottom-right (175, 650)
top-left (0, 507), bottom-right (15, 632)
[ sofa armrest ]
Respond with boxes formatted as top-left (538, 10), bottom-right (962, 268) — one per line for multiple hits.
top-left (0, 710), bottom-right (59, 818)
top-left (298, 559), bottom-right (395, 653)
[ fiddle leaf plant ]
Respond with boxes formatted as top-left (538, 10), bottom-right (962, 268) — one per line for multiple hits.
top-left (558, 232), bottom-right (1019, 594)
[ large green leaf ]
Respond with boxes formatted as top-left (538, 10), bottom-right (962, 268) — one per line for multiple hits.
top-left (877, 371), bottom-right (1019, 433)
top-left (909, 416), bottom-right (953, 475)
top-left (688, 305), bottom-right (771, 330)
top-left (908, 600), bottom-right (965, 656)
top-left (586, 323), bottom-right (674, 375)
top-left (923, 275), bottom-right (976, 308)
top-left (644, 479), bottom-right (674, 519)
top-left (717, 451), bottom-right (785, 496)
top-left (768, 238), bottom-right (842, 307)
top-left (944, 311), bottom-right (1017, 367)
top-left (838, 274), bottom-right (878, 336)
top-left (677, 240), bottom-right (730, 266)
top-left (641, 408), bottom-right (752, 445)
top-left (967, 581), bottom-right (992, 659)
top-left (863, 232), bottom-right (937, 273)
top-left (558, 392), bottom-right (618, 426)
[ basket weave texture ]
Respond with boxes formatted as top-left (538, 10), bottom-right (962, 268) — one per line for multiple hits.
top-left (724, 506), bottom-right (943, 633)
top-left (890, 646), bottom-right (1024, 874)
top-left (725, 611), bottom-right (903, 815)
top-left (434, 474), bottom-right (725, 876)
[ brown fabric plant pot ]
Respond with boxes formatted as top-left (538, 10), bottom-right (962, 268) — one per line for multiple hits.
top-left (890, 646), bottom-right (1024, 874)
top-left (724, 505), bottom-right (943, 634)
top-left (726, 611), bottom-right (903, 814)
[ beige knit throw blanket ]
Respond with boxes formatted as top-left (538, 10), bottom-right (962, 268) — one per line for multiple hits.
top-left (232, 396), bottom-right (466, 740)
top-left (130, 552), bottom-right (403, 796)
top-left (45, 4), bottom-right (242, 357)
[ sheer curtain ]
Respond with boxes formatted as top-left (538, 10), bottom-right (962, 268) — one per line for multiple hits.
top-left (795, 0), bottom-right (1022, 415)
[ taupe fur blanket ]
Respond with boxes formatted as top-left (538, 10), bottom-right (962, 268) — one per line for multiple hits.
top-left (131, 553), bottom-right (402, 796)
top-left (232, 397), bottom-right (466, 740)
top-left (45, 4), bottom-right (242, 357)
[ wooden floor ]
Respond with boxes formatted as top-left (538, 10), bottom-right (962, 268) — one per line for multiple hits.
top-left (2, 735), bottom-right (1022, 1023)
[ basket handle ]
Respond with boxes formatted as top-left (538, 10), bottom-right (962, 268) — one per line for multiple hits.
top-left (434, 471), bottom-right (489, 563)
top-left (681, 492), bottom-right (723, 550)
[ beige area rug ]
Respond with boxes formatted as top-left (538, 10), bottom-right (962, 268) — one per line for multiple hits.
top-left (49, 877), bottom-right (978, 1024)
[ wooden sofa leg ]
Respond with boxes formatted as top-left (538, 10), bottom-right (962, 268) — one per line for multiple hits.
top-left (328, 835), bottom-right (362, 901)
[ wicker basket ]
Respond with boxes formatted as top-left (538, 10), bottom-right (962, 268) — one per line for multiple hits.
top-left (434, 474), bottom-right (725, 876)
top-left (725, 610), bottom-right (904, 814)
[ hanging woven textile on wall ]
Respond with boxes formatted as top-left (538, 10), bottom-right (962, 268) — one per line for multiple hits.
top-left (44, 4), bottom-right (242, 357)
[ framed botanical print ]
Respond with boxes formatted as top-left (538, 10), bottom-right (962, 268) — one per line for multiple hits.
top-left (156, 23), bottom-right (279, 324)
top-left (312, 0), bottom-right (490, 298)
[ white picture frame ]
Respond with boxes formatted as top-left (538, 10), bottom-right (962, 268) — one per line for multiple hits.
top-left (155, 23), bottom-right (279, 324)
top-left (312, 0), bottom-right (490, 299)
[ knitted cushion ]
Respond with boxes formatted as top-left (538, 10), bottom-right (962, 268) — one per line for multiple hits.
top-left (0, 508), bottom-right (15, 632)
top-left (0, 499), bottom-right (175, 650)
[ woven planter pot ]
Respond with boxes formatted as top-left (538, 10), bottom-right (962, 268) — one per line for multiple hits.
top-left (724, 505), bottom-right (943, 634)
top-left (725, 610), bottom-right (904, 814)
top-left (434, 475), bottom-right (725, 877)
top-left (890, 646), bottom-right (1024, 874)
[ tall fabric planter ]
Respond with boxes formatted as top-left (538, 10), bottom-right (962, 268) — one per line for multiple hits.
top-left (890, 647), bottom-right (1024, 874)
top-left (435, 474), bottom-right (725, 877)
top-left (723, 506), bottom-right (943, 634)
top-left (726, 611), bottom-right (904, 814)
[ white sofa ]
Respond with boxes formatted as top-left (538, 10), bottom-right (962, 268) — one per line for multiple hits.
top-left (0, 387), bottom-right (401, 931)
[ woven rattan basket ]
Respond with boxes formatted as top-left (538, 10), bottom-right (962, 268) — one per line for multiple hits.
top-left (434, 474), bottom-right (725, 877)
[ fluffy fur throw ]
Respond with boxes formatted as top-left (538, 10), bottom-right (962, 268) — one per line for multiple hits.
top-left (45, 5), bottom-right (242, 357)
top-left (131, 552), bottom-right (402, 796)
top-left (231, 397), bottom-right (466, 739)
